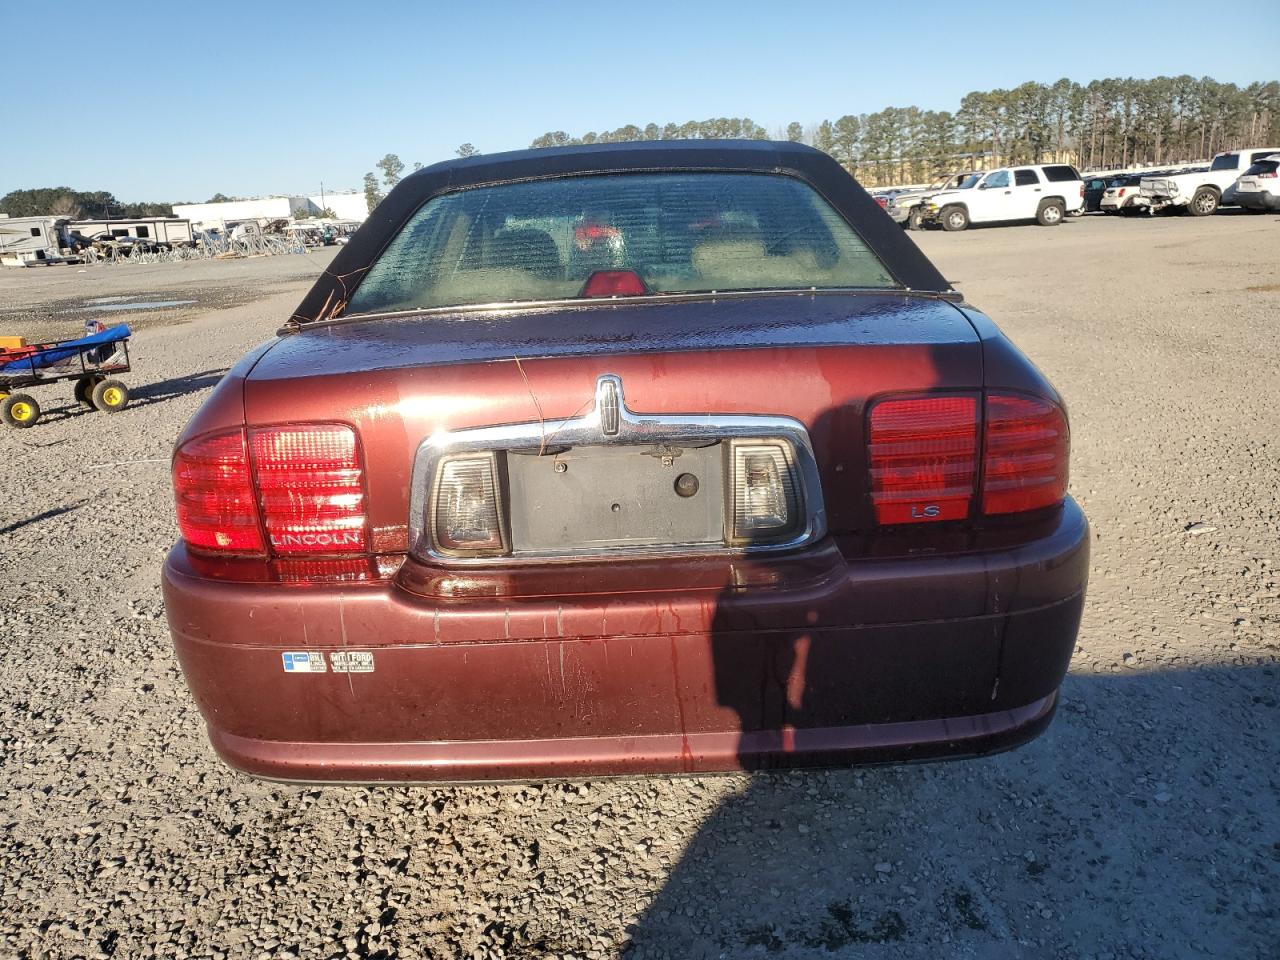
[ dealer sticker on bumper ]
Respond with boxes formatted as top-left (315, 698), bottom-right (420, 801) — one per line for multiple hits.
top-left (282, 651), bottom-right (327, 673)
top-left (330, 651), bottom-right (375, 673)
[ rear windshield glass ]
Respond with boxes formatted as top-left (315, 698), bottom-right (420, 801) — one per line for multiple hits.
top-left (1042, 165), bottom-right (1080, 182)
top-left (1211, 153), bottom-right (1239, 171)
top-left (1245, 160), bottom-right (1278, 175)
top-left (345, 173), bottom-right (897, 315)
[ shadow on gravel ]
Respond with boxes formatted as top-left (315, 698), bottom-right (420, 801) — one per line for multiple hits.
top-left (0, 503), bottom-right (82, 536)
top-left (622, 658), bottom-right (1280, 960)
top-left (129, 368), bottom-right (228, 408)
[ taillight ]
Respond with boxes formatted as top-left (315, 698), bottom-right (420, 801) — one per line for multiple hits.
top-left (250, 424), bottom-right (366, 554)
top-left (1118, 188), bottom-right (1127, 197)
top-left (867, 392), bottom-right (1068, 524)
top-left (172, 423), bottom-right (367, 557)
top-left (173, 430), bottom-right (264, 553)
top-left (869, 396), bottom-right (978, 524)
top-left (1079, 184), bottom-right (1084, 197)
top-left (981, 395), bottom-right (1069, 515)
top-left (1258, 171), bottom-right (1277, 179)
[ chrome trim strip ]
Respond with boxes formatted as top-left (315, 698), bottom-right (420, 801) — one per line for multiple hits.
top-left (408, 374), bottom-right (827, 566)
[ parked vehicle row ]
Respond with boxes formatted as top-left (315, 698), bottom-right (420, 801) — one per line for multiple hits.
top-left (1139, 148), bottom-right (1280, 215)
top-left (869, 146), bottom-right (1279, 231)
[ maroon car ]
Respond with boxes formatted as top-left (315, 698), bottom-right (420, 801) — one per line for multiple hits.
top-left (164, 141), bottom-right (1088, 783)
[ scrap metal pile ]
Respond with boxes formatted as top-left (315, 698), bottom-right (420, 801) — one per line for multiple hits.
top-left (80, 228), bottom-right (308, 265)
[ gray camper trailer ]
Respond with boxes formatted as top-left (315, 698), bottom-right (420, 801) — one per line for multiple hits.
top-left (0, 216), bottom-right (74, 266)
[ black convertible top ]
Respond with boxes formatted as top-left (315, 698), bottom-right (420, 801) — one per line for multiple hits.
top-left (292, 140), bottom-right (953, 324)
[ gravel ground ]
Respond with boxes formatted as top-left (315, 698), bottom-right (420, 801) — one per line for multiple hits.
top-left (1, 213), bottom-right (1277, 960)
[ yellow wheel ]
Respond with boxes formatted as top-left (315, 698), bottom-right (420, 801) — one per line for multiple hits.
top-left (92, 379), bottom-right (130, 413)
top-left (1, 392), bottom-right (41, 428)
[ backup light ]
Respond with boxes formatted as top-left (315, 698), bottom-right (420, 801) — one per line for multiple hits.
top-left (729, 441), bottom-right (801, 544)
top-left (432, 455), bottom-right (507, 555)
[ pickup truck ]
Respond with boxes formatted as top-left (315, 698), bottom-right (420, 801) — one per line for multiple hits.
top-left (1140, 148), bottom-right (1280, 215)
top-left (886, 172), bottom-right (981, 229)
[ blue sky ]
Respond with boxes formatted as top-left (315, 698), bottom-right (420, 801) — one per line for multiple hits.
top-left (2, 1), bottom-right (1273, 202)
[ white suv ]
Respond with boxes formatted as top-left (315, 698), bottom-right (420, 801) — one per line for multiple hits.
top-left (922, 164), bottom-right (1084, 231)
top-left (1232, 155), bottom-right (1280, 213)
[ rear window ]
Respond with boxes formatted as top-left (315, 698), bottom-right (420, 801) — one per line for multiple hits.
top-left (1017, 170), bottom-right (1043, 186)
top-left (1211, 153), bottom-right (1240, 171)
top-left (1042, 165), bottom-right (1080, 182)
top-left (345, 173), bottom-right (897, 315)
top-left (1245, 159), bottom-right (1279, 175)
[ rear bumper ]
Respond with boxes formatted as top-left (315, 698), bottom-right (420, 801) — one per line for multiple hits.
top-left (164, 500), bottom-right (1089, 782)
top-left (1235, 191), bottom-right (1280, 211)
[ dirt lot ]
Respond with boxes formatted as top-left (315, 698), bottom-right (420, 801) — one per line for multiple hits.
top-left (1, 213), bottom-right (1277, 960)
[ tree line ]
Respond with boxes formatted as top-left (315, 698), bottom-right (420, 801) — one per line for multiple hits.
top-left (0, 187), bottom-right (174, 220)
top-left (363, 144), bottom-right (479, 211)
top-left (528, 76), bottom-right (1279, 185)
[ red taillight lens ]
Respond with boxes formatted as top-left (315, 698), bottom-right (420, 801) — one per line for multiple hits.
top-left (868, 392), bottom-right (1069, 524)
top-left (1118, 188), bottom-right (1127, 197)
top-left (868, 396), bottom-right (978, 524)
top-left (1258, 171), bottom-right (1277, 179)
top-left (981, 394), bottom-right (1069, 515)
top-left (173, 430), bottom-right (265, 553)
top-left (580, 270), bottom-right (648, 298)
top-left (250, 424), bottom-right (366, 554)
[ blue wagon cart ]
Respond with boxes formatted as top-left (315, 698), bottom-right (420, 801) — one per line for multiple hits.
top-left (0, 323), bottom-right (133, 428)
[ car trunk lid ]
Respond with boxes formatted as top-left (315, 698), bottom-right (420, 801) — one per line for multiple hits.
top-left (243, 293), bottom-right (982, 554)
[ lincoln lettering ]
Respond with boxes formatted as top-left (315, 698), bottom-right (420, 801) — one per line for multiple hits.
top-left (271, 531), bottom-right (363, 548)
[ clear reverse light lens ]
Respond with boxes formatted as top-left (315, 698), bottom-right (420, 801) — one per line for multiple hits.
top-left (433, 455), bottom-right (506, 555)
top-left (730, 441), bottom-right (800, 543)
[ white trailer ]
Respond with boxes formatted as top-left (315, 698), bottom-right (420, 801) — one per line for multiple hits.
top-left (71, 218), bottom-right (194, 247)
top-left (0, 216), bottom-right (75, 266)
